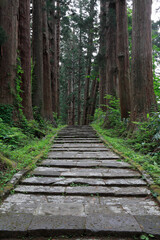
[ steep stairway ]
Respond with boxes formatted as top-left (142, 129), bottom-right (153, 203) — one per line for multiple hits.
top-left (0, 126), bottom-right (160, 238)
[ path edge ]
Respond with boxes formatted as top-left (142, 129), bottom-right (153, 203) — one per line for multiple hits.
top-left (0, 127), bottom-right (64, 202)
top-left (93, 126), bottom-right (160, 205)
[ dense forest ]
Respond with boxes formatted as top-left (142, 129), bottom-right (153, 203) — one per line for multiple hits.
top-left (0, 0), bottom-right (160, 188)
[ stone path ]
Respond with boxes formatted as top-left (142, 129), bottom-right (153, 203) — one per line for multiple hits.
top-left (0, 126), bottom-right (160, 239)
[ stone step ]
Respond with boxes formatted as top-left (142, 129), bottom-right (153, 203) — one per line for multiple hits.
top-left (50, 148), bottom-right (109, 151)
top-left (21, 177), bottom-right (147, 187)
top-left (57, 135), bottom-right (98, 138)
top-left (14, 185), bottom-right (150, 197)
top-left (32, 167), bottom-right (141, 178)
top-left (39, 159), bottom-right (131, 168)
top-left (48, 151), bottom-right (120, 159)
top-left (0, 194), bottom-right (159, 238)
top-left (52, 143), bottom-right (106, 148)
top-left (54, 140), bottom-right (102, 143)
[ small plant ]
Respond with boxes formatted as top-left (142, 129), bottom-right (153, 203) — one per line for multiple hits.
top-left (140, 234), bottom-right (154, 240)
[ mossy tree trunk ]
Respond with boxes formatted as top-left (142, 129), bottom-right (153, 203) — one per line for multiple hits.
top-left (18, 0), bottom-right (33, 120)
top-left (130, 0), bottom-right (157, 128)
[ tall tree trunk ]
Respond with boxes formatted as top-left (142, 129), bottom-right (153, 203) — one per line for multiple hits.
top-left (103, 0), bottom-right (117, 128)
top-left (99, 0), bottom-right (107, 111)
top-left (0, 0), bottom-right (19, 106)
top-left (32, 0), bottom-right (44, 114)
top-left (116, 0), bottom-right (130, 119)
top-left (130, 0), bottom-right (157, 127)
top-left (106, 0), bottom-right (117, 98)
top-left (42, 0), bottom-right (55, 124)
top-left (78, 1), bottom-right (82, 125)
top-left (18, 0), bottom-right (33, 120)
top-left (49, 0), bottom-right (57, 114)
top-left (82, 0), bottom-right (95, 125)
top-left (56, 0), bottom-right (60, 116)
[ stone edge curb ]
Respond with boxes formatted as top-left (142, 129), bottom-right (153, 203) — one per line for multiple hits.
top-left (0, 127), bottom-right (64, 202)
top-left (93, 126), bottom-right (160, 205)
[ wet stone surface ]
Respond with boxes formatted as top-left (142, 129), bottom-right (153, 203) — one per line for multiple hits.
top-left (0, 126), bottom-right (160, 237)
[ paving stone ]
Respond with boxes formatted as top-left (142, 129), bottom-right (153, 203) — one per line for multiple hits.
top-left (21, 176), bottom-right (63, 185)
top-left (85, 203), bottom-right (126, 215)
top-left (52, 143), bottom-right (106, 148)
top-left (104, 179), bottom-right (147, 186)
top-left (48, 151), bottom-right (119, 159)
top-left (86, 214), bottom-right (142, 233)
top-left (22, 176), bottom-right (105, 186)
top-left (15, 186), bottom-right (65, 194)
top-left (50, 148), bottom-right (109, 152)
top-left (28, 215), bottom-right (86, 235)
top-left (134, 215), bottom-right (160, 235)
top-left (54, 140), bottom-right (102, 143)
top-left (35, 203), bottom-right (85, 216)
top-left (66, 186), bottom-right (149, 196)
top-left (100, 197), bottom-right (160, 215)
top-left (0, 213), bottom-right (33, 238)
top-left (46, 196), bottom-right (99, 204)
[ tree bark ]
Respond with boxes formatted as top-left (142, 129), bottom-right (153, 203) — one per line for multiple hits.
top-left (116, 0), bottom-right (130, 119)
top-left (130, 0), bottom-right (157, 126)
top-left (18, 0), bottom-right (33, 120)
top-left (103, 0), bottom-right (117, 128)
top-left (42, 0), bottom-right (55, 123)
top-left (0, 0), bottom-right (19, 105)
top-left (48, 0), bottom-right (57, 114)
top-left (99, 0), bottom-right (107, 111)
top-left (106, 0), bottom-right (117, 98)
top-left (32, 0), bottom-right (44, 114)
top-left (56, 0), bottom-right (60, 116)
top-left (82, 0), bottom-right (96, 125)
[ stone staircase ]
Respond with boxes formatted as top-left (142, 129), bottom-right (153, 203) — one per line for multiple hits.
top-left (0, 126), bottom-right (160, 238)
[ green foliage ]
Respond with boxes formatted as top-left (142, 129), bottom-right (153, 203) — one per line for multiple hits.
top-left (0, 120), bottom-right (63, 192)
top-left (0, 118), bottom-right (28, 149)
top-left (129, 112), bottom-right (160, 155)
top-left (92, 123), bottom-right (160, 185)
top-left (0, 104), bottom-right (13, 124)
top-left (140, 234), bottom-right (154, 240)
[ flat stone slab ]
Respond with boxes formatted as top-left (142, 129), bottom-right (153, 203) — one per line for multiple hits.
top-left (1, 194), bottom-right (160, 216)
top-left (28, 215), bottom-right (86, 235)
top-left (32, 167), bottom-right (140, 178)
top-left (39, 159), bottom-right (131, 168)
top-left (50, 148), bottom-right (109, 152)
top-left (52, 143), bottom-right (106, 148)
top-left (0, 213), bottom-right (33, 238)
top-left (15, 185), bottom-right (149, 197)
top-left (86, 214), bottom-right (142, 233)
top-left (134, 215), bottom-right (160, 235)
top-left (48, 151), bottom-right (120, 159)
top-left (21, 177), bottom-right (146, 187)
top-left (54, 140), bottom-right (102, 143)
top-left (21, 177), bottom-right (106, 186)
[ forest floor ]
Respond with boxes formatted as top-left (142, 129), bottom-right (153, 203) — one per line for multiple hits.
top-left (0, 126), bottom-right (160, 239)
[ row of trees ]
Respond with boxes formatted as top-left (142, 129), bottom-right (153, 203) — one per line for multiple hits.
top-left (60, 0), bottom-right (158, 128)
top-left (0, 0), bottom-right (159, 128)
top-left (100, 0), bottom-right (157, 129)
top-left (0, 0), bottom-right (60, 125)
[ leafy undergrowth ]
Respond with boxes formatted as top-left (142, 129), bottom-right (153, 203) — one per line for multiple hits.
top-left (0, 118), bottom-right (64, 192)
top-left (92, 123), bottom-right (160, 186)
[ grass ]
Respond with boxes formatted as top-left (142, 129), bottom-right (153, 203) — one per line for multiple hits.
top-left (92, 123), bottom-right (160, 185)
top-left (0, 125), bottom-right (64, 193)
